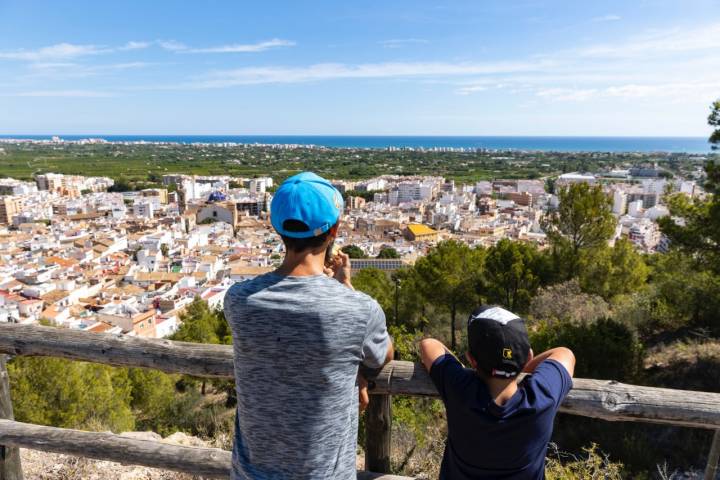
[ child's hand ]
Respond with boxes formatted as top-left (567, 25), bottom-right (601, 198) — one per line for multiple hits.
top-left (357, 373), bottom-right (369, 412)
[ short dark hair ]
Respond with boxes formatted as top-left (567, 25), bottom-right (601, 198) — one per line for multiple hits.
top-left (280, 219), bottom-right (337, 253)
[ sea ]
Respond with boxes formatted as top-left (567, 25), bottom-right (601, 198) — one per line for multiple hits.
top-left (0, 135), bottom-right (715, 154)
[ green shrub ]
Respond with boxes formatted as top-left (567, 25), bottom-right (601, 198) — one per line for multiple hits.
top-left (530, 318), bottom-right (644, 382)
top-left (8, 357), bottom-right (134, 432)
top-left (545, 444), bottom-right (623, 479)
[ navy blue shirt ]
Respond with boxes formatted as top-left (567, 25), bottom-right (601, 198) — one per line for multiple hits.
top-left (430, 355), bottom-right (573, 480)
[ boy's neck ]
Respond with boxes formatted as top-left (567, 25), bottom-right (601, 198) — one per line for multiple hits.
top-left (484, 376), bottom-right (519, 406)
top-left (277, 249), bottom-right (326, 276)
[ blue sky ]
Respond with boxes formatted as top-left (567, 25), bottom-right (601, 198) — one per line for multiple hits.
top-left (1, 0), bottom-right (719, 136)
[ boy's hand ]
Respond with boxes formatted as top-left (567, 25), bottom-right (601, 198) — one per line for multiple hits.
top-left (358, 373), bottom-right (369, 411)
top-left (324, 251), bottom-right (353, 289)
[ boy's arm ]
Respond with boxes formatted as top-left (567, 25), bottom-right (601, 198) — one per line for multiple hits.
top-left (419, 338), bottom-right (468, 401)
top-left (523, 347), bottom-right (576, 377)
top-left (419, 338), bottom-right (451, 372)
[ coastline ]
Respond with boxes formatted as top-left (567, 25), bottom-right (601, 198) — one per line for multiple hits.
top-left (0, 135), bottom-right (714, 154)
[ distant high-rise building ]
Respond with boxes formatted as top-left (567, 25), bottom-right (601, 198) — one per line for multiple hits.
top-left (0, 196), bottom-right (23, 224)
top-left (612, 190), bottom-right (627, 215)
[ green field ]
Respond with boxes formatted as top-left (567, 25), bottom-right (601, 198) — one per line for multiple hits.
top-left (0, 142), bottom-right (711, 188)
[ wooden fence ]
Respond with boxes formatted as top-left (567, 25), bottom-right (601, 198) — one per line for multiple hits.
top-left (0, 323), bottom-right (719, 479)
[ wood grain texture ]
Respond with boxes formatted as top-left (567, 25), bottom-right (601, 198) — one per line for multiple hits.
top-left (365, 394), bottom-right (392, 474)
top-left (0, 323), bottom-right (234, 378)
top-left (703, 430), bottom-right (720, 480)
top-left (0, 356), bottom-right (22, 480)
top-left (0, 420), bottom-right (413, 480)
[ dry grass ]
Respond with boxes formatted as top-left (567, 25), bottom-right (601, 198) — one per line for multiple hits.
top-left (545, 444), bottom-right (624, 479)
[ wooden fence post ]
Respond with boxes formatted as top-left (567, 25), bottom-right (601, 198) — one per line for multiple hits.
top-left (705, 429), bottom-right (720, 480)
top-left (0, 355), bottom-right (22, 480)
top-left (365, 394), bottom-right (392, 474)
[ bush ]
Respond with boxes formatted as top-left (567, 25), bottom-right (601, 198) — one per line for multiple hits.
top-left (8, 357), bottom-right (134, 432)
top-left (530, 317), bottom-right (644, 382)
top-left (545, 444), bottom-right (623, 479)
top-left (529, 280), bottom-right (610, 326)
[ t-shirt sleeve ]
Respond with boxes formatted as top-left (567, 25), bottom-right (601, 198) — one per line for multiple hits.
top-left (429, 353), bottom-right (468, 401)
top-left (361, 300), bottom-right (391, 369)
top-left (531, 359), bottom-right (574, 409)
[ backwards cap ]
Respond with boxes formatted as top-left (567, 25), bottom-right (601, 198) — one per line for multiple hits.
top-left (270, 172), bottom-right (344, 238)
top-left (467, 305), bottom-right (531, 378)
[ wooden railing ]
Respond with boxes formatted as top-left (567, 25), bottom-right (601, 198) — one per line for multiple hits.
top-left (0, 323), bottom-right (719, 479)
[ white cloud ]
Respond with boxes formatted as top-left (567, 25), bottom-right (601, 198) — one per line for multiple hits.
top-left (0, 43), bottom-right (109, 61)
top-left (0, 41), bottom-right (151, 61)
top-left (592, 14), bottom-right (621, 22)
top-left (159, 38), bottom-right (295, 53)
top-left (121, 41), bottom-right (151, 50)
top-left (158, 40), bottom-right (188, 52)
top-left (29, 62), bottom-right (78, 69)
top-left (456, 84), bottom-right (488, 95)
top-left (378, 38), bottom-right (429, 48)
top-left (191, 60), bottom-right (552, 88)
top-left (577, 22), bottom-right (720, 58)
top-left (535, 82), bottom-right (720, 103)
top-left (23, 61), bottom-right (152, 80)
top-left (536, 88), bottom-right (599, 101)
top-left (11, 90), bottom-right (115, 97)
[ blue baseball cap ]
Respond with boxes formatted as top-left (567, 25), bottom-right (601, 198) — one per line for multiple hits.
top-left (270, 172), bottom-right (344, 238)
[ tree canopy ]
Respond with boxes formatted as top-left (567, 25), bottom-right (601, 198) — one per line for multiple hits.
top-left (341, 244), bottom-right (367, 259)
top-left (659, 160), bottom-right (720, 273)
top-left (377, 247), bottom-right (400, 259)
top-left (352, 267), bottom-right (395, 319)
top-left (413, 240), bottom-right (485, 350)
top-left (578, 239), bottom-right (649, 301)
top-left (484, 239), bottom-right (543, 313)
top-left (542, 183), bottom-right (615, 279)
top-left (709, 99), bottom-right (720, 149)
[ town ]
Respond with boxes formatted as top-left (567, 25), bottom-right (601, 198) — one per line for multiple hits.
top-left (0, 149), bottom-right (704, 336)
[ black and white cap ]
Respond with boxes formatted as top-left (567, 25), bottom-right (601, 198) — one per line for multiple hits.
top-left (467, 305), bottom-right (531, 378)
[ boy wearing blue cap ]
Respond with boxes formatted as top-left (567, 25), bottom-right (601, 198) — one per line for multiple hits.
top-left (419, 305), bottom-right (575, 480)
top-left (224, 172), bottom-right (394, 480)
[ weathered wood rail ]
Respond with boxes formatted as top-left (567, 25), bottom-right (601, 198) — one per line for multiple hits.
top-left (0, 420), bottom-right (408, 480)
top-left (1, 322), bottom-right (719, 479)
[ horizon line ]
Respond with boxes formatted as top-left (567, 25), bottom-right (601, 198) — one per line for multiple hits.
top-left (0, 134), bottom-right (712, 139)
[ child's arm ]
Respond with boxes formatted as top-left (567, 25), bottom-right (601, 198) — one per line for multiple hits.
top-left (419, 338), bottom-right (453, 372)
top-left (523, 347), bottom-right (576, 377)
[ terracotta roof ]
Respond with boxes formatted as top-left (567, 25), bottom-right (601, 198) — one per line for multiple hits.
top-left (43, 256), bottom-right (78, 268)
top-left (230, 265), bottom-right (273, 276)
top-left (134, 272), bottom-right (183, 283)
top-left (86, 321), bottom-right (115, 333)
top-left (40, 290), bottom-right (68, 303)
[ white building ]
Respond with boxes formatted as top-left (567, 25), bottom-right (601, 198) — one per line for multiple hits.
top-left (136, 249), bottom-right (162, 271)
top-left (0, 179), bottom-right (38, 196)
top-left (249, 177), bottom-right (273, 194)
top-left (628, 200), bottom-right (644, 217)
top-left (557, 173), bottom-right (597, 186)
top-left (390, 181), bottom-right (435, 205)
top-left (612, 190), bottom-right (627, 215)
top-left (133, 201), bottom-right (155, 219)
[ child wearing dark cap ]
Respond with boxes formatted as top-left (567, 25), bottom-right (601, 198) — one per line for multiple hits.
top-left (419, 305), bottom-right (575, 480)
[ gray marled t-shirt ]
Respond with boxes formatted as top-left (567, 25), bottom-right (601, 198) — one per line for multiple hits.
top-left (223, 272), bottom-right (390, 480)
